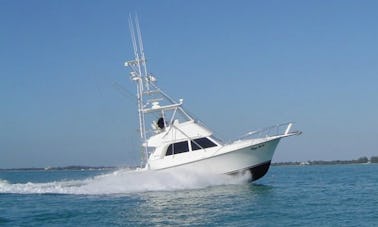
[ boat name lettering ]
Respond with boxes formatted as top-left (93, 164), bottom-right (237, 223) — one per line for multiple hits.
top-left (251, 144), bottom-right (265, 150)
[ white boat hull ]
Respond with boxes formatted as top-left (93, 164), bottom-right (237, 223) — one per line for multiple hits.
top-left (149, 138), bottom-right (281, 181)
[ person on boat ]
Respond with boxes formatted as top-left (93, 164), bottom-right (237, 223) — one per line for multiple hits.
top-left (157, 117), bottom-right (165, 129)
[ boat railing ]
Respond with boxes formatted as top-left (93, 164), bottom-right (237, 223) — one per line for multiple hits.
top-left (237, 122), bottom-right (300, 141)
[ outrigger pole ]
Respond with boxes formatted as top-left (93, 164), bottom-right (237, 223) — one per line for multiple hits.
top-left (126, 14), bottom-right (149, 166)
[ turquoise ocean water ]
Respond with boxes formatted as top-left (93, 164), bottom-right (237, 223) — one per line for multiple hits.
top-left (1, 164), bottom-right (377, 226)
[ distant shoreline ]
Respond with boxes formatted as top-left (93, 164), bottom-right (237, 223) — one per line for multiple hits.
top-left (1, 157), bottom-right (377, 171)
top-left (272, 156), bottom-right (378, 166)
top-left (0, 166), bottom-right (120, 171)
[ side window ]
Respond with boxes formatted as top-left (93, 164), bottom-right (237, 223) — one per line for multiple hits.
top-left (166, 144), bottom-right (174, 156)
top-left (191, 137), bottom-right (217, 151)
top-left (166, 141), bottom-right (189, 156)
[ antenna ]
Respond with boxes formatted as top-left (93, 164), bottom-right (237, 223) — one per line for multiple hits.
top-left (128, 14), bottom-right (138, 61)
top-left (135, 15), bottom-right (150, 90)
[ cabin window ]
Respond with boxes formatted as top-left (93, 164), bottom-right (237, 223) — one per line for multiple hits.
top-left (191, 137), bottom-right (217, 151)
top-left (166, 141), bottom-right (189, 156)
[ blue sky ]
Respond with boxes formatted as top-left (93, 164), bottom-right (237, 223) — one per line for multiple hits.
top-left (1, 0), bottom-right (377, 168)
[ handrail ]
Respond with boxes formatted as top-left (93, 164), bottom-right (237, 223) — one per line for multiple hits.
top-left (237, 122), bottom-right (299, 141)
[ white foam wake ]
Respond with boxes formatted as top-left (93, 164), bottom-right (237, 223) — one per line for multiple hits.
top-left (0, 169), bottom-right (251, 195)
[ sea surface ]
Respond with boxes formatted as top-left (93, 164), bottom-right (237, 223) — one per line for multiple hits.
top-left (0, 164), bottom-right (377, 226)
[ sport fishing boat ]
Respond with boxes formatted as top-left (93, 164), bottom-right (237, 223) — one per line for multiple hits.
top-left (124, 17), bottom-right (301, 181)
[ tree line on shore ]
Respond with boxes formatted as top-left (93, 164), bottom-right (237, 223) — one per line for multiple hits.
top-left (0, 166), bottom-right (117, 171)
top-left (273, 156), bottom-right (378, 166)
